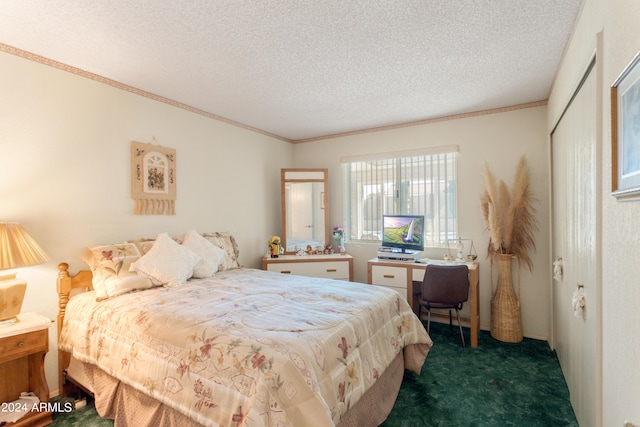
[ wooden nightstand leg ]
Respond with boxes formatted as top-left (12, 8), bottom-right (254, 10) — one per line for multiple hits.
top-left (28, 351), bottom-right (49, 403)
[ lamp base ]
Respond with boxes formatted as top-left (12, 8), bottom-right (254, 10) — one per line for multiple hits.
top-left (0, 274), bottom-right (27, 325)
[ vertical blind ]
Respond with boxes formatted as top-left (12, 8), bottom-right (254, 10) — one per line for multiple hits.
top-left (342, 147), bottom-right (458, 246)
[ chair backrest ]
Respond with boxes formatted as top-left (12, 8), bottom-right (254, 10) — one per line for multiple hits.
top-left (422, 264), bottom-right (470, 305)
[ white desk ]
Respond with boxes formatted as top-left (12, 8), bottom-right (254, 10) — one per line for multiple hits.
top-left (367, 258), bottom-right (480, 348)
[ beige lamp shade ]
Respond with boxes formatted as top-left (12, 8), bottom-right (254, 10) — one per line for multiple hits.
top-left (0, 222), bottom-right (49, 324)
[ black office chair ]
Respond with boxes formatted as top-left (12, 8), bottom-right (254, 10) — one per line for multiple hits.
top-left (418, 264), bottom-right (470, 347)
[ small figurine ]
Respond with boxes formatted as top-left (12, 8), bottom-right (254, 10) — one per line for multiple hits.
top-left (268, 236), bottom-right (281, 258)
top-left (306, 245), bottom-right (313, 255)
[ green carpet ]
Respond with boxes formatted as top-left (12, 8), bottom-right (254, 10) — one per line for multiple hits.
top-left (51, 322), bottom-right (577, 426)
top-left (50, 396), bottom-right (112, 427)
top-left (382, 321), bottom-right (578, 427)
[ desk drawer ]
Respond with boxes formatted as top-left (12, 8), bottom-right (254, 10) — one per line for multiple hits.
top-left (267, 261), bottom-right (350, 280)
top-left (371, 265), bottom-right (408, 289)
top-left (0, 329), bottom-right (47, 363)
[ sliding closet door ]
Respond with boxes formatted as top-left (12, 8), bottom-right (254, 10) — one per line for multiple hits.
top-left (550, 60), bottom-right (599, 427)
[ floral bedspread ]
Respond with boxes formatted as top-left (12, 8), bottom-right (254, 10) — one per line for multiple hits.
top-left (59, 268), bottom-right (432, 426)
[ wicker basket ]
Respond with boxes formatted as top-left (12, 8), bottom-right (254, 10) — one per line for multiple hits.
top-left (490, 254), bottom-right (523, 342)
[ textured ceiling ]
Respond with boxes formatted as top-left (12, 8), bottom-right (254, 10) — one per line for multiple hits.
top-left (0, 1), bottom-right (583, 142)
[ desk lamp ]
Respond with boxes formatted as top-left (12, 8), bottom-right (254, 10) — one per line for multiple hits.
top-left (0, 222), bottom-right (49, 326)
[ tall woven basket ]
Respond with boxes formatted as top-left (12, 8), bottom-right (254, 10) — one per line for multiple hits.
top-left (490, 254), bottom-right (523, 342)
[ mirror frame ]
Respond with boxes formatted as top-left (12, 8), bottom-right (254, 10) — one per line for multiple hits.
top-left (281, 168), bottom-right (329, 254)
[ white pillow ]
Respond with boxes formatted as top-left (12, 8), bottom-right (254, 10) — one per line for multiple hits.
top-left (181, 230), bottom-right (227, 278)
top-left (130, 233), bottom-right (201, 287)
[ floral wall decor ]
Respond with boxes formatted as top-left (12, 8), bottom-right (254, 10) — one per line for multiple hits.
top-left (131, 140), bottom-right (176, 215)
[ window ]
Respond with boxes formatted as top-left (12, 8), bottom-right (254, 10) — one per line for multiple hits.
top-left (341, 146), bottom-right (458, 247)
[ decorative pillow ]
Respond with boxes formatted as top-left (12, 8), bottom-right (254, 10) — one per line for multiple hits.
top-left (129, 233), bottom-right (201, 287)
top-left (181, 230), bottom-right (227, 278)
top-left (81, 243), bottom-right (153, 301)
top-left (127, 238), bottom-right (156, 255)
top-left (201, 232), bottom-right (241, 271)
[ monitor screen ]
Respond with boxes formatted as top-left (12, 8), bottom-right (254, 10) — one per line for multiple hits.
top-left (382, 214), bottom-right (425, 252)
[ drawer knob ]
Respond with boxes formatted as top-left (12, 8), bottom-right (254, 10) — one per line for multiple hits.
top-left (326, 269), bottom-right (337, 272)
top-left (280, 270), bottom-right (291, 274)
top-left (18, 341), bottom-right (25, 348)
top-left (383, 274), bottom-right (395, 279)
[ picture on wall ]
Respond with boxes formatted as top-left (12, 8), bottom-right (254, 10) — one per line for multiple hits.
top-left (612, 51), bottom-right (640, 200)
top-left (131, 141), bottom-right (177, 214)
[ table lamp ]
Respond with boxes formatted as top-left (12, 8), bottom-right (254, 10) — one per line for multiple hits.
top-left (0, 222), bottom-right (49, 326)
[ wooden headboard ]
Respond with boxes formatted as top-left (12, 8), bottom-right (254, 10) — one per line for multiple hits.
top-left (56, 262), bottom-right (93, 395)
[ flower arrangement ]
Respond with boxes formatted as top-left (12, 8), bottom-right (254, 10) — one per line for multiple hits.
top-left (332, 225), bottom-right (345, 252)
top-left (332, 225), bottom-right (345, 241)
top-left (480, 156), bottom-right (538, 270)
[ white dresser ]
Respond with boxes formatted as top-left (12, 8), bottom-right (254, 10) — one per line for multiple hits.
top-left (262, 254), bottom-right (354, 281)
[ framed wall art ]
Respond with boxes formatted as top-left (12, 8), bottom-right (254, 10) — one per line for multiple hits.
top-left (611, 51), bottom-right (640, 200)
top-left (131, 141), bottom-right (176, 214)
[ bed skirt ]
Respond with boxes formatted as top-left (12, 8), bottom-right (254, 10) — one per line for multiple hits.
top-left (80, 343), bottom-right (427, 427)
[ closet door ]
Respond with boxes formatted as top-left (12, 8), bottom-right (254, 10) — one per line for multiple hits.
top-left (550, 60), bottom-right (599, 427)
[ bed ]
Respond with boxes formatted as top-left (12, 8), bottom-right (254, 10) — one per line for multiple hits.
top-left (56, 230), bottom-right (432, 426)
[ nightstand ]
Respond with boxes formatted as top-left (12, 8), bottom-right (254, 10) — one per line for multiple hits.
top-left (0, 312), bottom-right (52, 427)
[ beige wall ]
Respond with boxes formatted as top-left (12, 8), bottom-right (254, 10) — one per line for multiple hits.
top-left (292, 106), bottom-right (552, 340)
top-left (600, 3), bottom-right (640, 424)
top-left (549, 0), bottom-right (640, 425)
top-left (0, 50), bottom-right (293, 394)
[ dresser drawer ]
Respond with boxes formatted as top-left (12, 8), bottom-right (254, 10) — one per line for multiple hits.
top-left (371, 265), bottom-right (408, 289)
top-left (0, 329), bottom-right (48, 363)
top-left (267, 261), bottom-right (350, 280)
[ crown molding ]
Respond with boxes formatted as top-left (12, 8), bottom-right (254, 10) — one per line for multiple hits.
top-left (0, 43), bottom-right (291, 143)
top-left (2, 43), bottom-right (546, 145)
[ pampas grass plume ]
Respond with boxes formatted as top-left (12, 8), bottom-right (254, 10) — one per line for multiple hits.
top-left (481, 156), bottom-right (538, 271)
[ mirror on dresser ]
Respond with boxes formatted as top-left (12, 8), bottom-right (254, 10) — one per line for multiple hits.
top-left (281, 168), bottom-right (329, 254)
